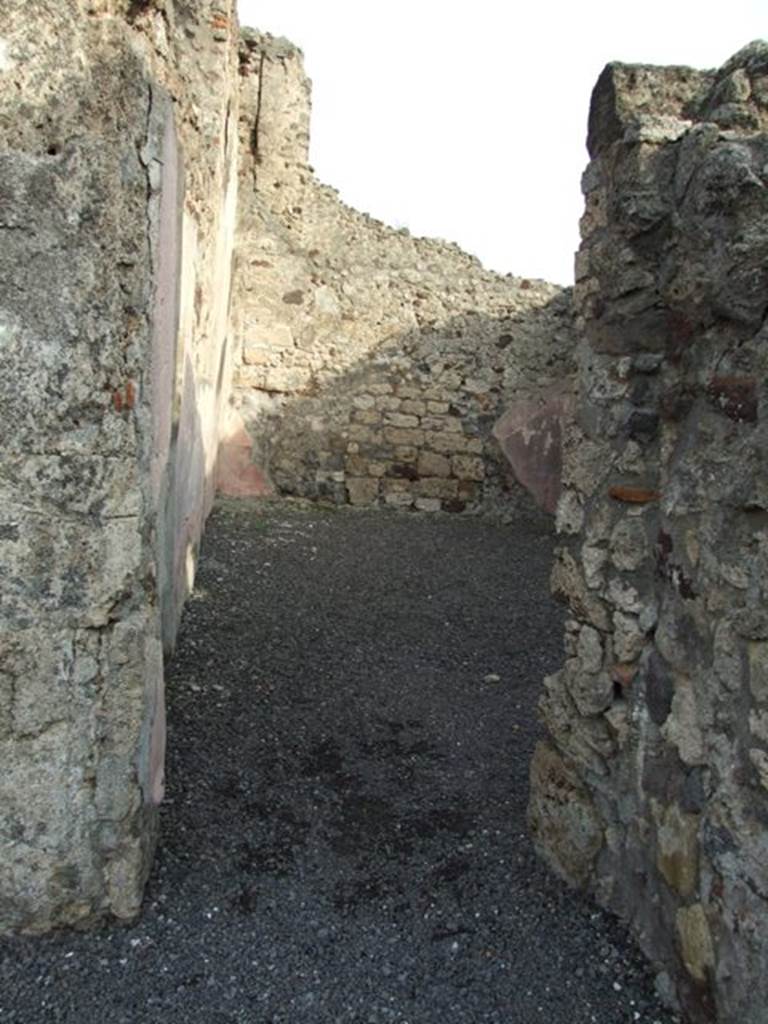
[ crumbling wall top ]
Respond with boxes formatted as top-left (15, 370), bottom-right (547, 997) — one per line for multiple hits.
top-left (588, 40), bottom-right (768, 157)
top-left (240, 27), bottom-right (304, 63)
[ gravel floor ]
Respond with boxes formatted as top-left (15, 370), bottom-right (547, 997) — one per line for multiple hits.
top-left (1, 501), bottom-right (680, 1024)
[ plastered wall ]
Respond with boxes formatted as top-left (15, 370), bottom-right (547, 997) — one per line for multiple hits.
top-left (0, 0), bottom-right (239, 932)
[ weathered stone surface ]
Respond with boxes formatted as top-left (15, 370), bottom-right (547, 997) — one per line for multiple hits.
top-left (532, 41), bottom-right (768, 1024)
top-left (347, 477), bottom-right (380, 506)
top-left (653, 800), bottom-right (700, 899)
top-left (227, 33), bottom-right (576, 516)
top-left (675, 904), bottom-right (715, 983)
top-left (4, 14), bottom-right (768, 1023)
top-left (417, 451), bottom-right (451, 478)
top-left (0, 0), bottom-right (240, 932)
top-left (528, 741), bottom-right (603, 887)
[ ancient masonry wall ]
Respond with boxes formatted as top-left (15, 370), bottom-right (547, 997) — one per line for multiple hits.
top-left (0, 0), bottom-right (240, 932)
top-left (4, 9), bottom-right (767, 1021)
top-left (220, 33), bottom-right (576, 516)
top-left (528, 44), bottom-right (768, 1024)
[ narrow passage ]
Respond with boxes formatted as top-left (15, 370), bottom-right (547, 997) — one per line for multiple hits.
top-left (1, 502), bottom-right (678, 1024)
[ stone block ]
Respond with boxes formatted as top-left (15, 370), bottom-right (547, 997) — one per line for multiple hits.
top-left (242, 323), bottom-right (293, 362)
top-left (427, 433), bottom-right (482, 455)
top-left (400, 399), bottom-right (426, 415)
top-left (352, 394), bottom-right (375, 410)
top-left (610, 517), bottom-right (648, 572)
top-left (423, 387), bottom-right (457, 402)
top-left (417, 452), bottom-right (450, 478)
top-left (345, 454), bottom-right (368, 476)
top-left (381, 478), bottom-right (412, 494)
top-left (393, 447), bottom-right (418, 463)
top-left (383, 491), bottom-right (414, 508)
top-left (415, 497), bottom-right (442, 512)
top-left (346, 478), bottom-right (379, 506)
top-left (612, 611), bottom-right (645, 662)
top-left (451, 455), bottom-right (485, 481)
top-left (675, 904), bottom-right (715, 983)
top-left (346, 425), bottom-right (381, 444)
top-left (384, 427), bottom-right (425, 447)
top-left (556, 491), bottom-right (585, 535)
top-left (385, 412), bottom-right (420, 428)
top-left (353, 408), bottom-right (380, 425)
top-left (422, 415), bottom-right (462, 433)
top-left (604, 700), bottom-right (630, 747)
top-left (375, 395), bottom-right (401, 411)
top-left (577, 625), bottom-right (603, 674)
top-left (550, 549), bottom-right (610, 631)
top-left (653, 800), bottom-right (699, 899)
top-left (528, 742), bottom-right (603, 888)
top-left (566, 663), bottom-right (613, 716)
top-left (416, 478), bottom-right (458, 500)
top-left (661, 672), bottom-right (707, 766)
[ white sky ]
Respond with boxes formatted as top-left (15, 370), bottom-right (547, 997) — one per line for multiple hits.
top-left (237, 1), bottom-right (765, 284)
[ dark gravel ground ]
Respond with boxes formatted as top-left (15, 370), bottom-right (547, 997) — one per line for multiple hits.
top-left (1, 501), bottom-right (680, 1024)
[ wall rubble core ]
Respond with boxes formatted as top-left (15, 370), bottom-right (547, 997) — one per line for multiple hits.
top-left (529, 42), bottom-right (768, 1024)
top-left (0, 5), bottom-right (766, 1024)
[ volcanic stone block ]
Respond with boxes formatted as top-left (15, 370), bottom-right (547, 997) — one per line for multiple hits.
top-left (528, 741), bottom-right (603, 887)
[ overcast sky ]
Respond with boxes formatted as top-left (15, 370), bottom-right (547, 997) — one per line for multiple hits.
top-left (237, 1), bottom-right (765, 284)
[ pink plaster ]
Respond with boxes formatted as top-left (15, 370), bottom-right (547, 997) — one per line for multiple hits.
top-left (216, 417), bottom-right (273, 497)
top-left (148, 668), bottom-right (166, 805)
top-left (493, 384), bottom-right (574, 514)
top-left (150, 98), bottom-right (182, 506)
top-left (147, 96), bottom-right (181, 807)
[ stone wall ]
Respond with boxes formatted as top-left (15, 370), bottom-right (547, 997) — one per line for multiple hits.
top-left (0, 0), bottom-right (239, 932)
top-left (219, 33), bottom-right (576, 516)
top-left (6, 14), bottom-right (766, 1023)
top-left (0, 4), bottom-right (574, 939)
top-left (529, 44), bottom-right (768, 1024)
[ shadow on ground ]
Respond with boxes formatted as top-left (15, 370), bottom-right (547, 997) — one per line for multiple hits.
top-left (0, 501), bottom-right (679, 1024)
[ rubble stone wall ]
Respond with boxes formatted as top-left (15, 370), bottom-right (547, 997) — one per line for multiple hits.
top-left (220, 33), bottom-right (576, 516)
top-left (4, 12), bottom-right (766, 1023)
top-left (0, 0), bottom-right (240, 932)
top-left (529, 44), bottom-right (768, 1024)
